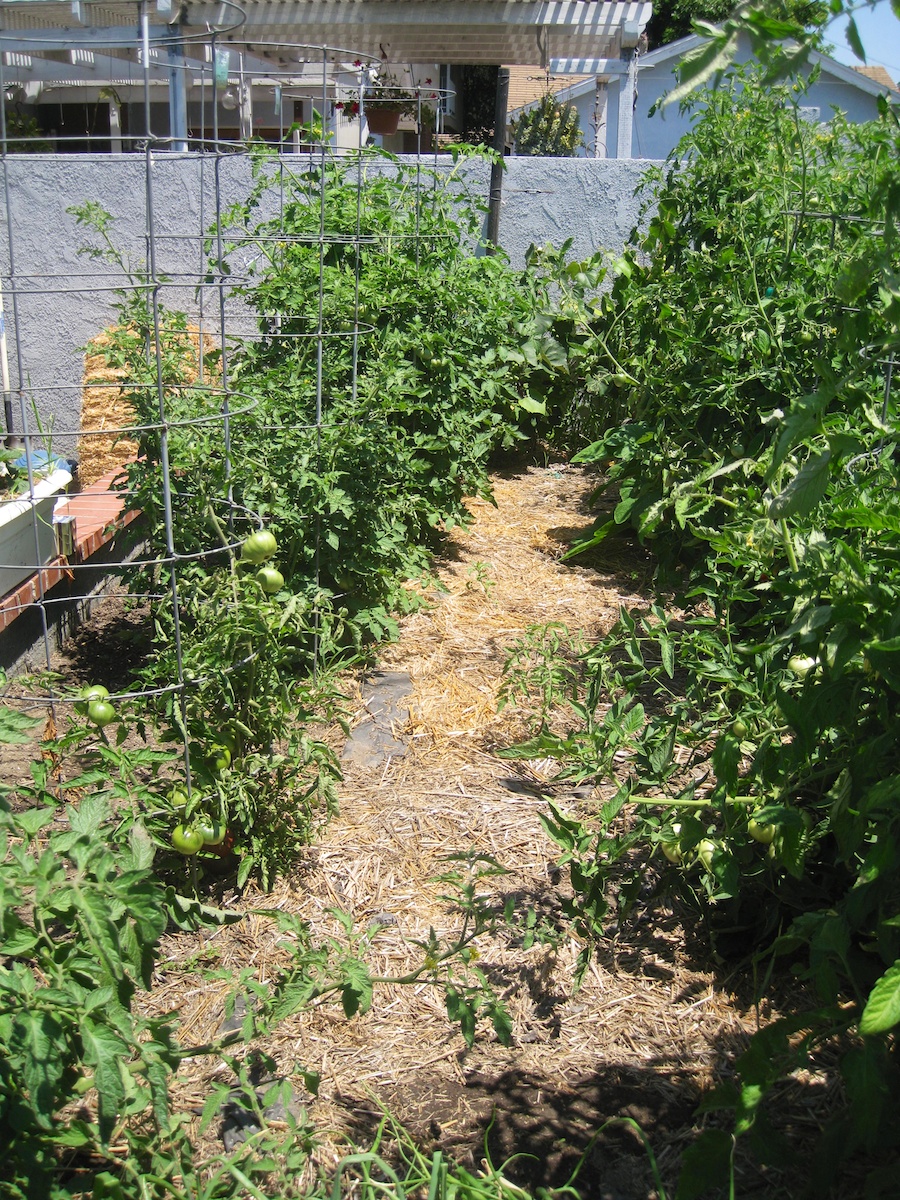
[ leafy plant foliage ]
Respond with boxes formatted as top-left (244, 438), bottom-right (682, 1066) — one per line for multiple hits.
top-left (510, 93), bottom-right (585, 157)
top-left (501, 58), bottom-right (900, 1194)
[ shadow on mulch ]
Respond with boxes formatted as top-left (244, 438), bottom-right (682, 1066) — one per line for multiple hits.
top-left (369, 1062), bottom-right (698, 1199)
top-left (337, 1032), bottom-right (876, 1200)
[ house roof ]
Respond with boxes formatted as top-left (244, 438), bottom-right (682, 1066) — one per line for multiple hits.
top-left (0, 0), bottom-right (653, 68)
top-left (854, 64), bottom-right (898, 91)
top-left (636, 30), bottom-right (898, 98)
top-left (504, 64), bottom-right (591, 114)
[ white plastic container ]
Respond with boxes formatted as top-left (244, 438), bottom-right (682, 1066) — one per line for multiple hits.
top-left (0, 467), bottom-right (73, 597)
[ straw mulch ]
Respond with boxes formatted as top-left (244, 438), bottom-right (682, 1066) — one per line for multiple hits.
top-left (78, 326), bottom-right (218, 486)
top-left (137, 463), bottom-right (831, 1198)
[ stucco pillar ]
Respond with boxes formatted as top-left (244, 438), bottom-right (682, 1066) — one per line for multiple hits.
top-left (616, 51), bottom-right (638, 159)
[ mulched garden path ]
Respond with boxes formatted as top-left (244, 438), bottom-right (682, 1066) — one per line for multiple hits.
top-left (134, 462), bottom-right (822, 1198)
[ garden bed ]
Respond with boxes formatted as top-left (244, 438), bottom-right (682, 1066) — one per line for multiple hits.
top-left (1, 461), bottom-right (862, 1198)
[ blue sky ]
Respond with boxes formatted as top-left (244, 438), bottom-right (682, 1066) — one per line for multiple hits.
top-left (823, 1), bottom-right (900, 83)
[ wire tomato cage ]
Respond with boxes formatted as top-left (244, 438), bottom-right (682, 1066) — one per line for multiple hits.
top-left (0, 6), bottom-right (456, 812)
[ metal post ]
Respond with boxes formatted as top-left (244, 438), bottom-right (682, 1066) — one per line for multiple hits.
top-left (239, 53), bottom-right (252, 141)
top-left (0, 278), bottom-right (13, 445)
top-left (486, 66), bottom-right (509, 254)
top-left (593, 79), bottom-right (608, 158)
top-left (109, 95), bottom-right (123, 153)
top-left (166, 19), bottom-right (188, 151)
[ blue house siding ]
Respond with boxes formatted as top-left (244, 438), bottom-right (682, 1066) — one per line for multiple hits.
top-left (531, 32), bottom-right (896, 159)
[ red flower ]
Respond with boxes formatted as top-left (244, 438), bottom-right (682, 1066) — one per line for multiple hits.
top-left (425, 78), bottom-right (432, 84)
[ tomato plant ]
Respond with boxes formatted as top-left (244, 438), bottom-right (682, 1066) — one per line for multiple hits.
top-left (501, 51), bottom-right (900, 1194)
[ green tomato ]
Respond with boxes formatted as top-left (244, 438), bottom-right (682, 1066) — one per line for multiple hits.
top-left (75, 683), bottom-right (109, 715)
top-left (217, 729), bottom-right (238, 757)
top-left (171, 824), bottom-right (204, 855)
top-left (241, 529), bottom-right (277, 564)
top-left (697, 839), bottom-right (718, 870)
top-left (256, 566), bottom-right (285, 594)
top-left (207, 743), bottom-right (232, 773)
top-left (661, 822), bottom-right (682, 863)
top-left (748, 815), bottom-right (777, 844)
top-left (612, 372), bottom-right (630, 386)
top-left (732, 717), bottom-right (749, 739)
top-left (194, 815), bottom-right (226, 846)
top-left (787, 654), bottom-right (818, 678)
top-left (87, 699), bottom-right (116, 728)
top-left (169, 785), bottom-right (189, 809)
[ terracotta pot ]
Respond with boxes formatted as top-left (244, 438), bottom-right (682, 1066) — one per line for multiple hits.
top-left (365, 106), bottom-right (402, 136)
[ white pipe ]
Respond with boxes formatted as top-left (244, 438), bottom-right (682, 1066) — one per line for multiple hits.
top-left (0, 277), bottom-right (11, 397)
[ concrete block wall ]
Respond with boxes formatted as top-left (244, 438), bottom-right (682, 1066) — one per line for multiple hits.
top-left (0, 153), bottom-right (658, 452)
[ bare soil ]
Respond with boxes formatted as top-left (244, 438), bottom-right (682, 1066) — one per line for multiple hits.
top-left (0, 462), bottom-right (857, 1198)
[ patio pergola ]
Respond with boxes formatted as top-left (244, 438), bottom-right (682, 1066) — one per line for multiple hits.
top-left (0, 1), bottom-right (652, 153)
top-left (0, 2), bottom-right (651, 65)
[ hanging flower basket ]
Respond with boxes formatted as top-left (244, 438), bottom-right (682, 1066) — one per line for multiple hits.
top-left (335, 65), bottom-right (438, 136)
top-left (365, 106), bottom-right (402, 136)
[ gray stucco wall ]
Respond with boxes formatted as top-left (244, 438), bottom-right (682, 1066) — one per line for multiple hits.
top-left (0, 153), bottom-right (657, 453)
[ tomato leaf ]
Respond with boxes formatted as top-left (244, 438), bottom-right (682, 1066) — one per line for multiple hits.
top-left (860, 961), bottom-right (900, 1035)
top-left (12, 806), bottom-right (56, 837)
top-left (675, 1126), bottom-right (734, 1200)
top-left (8, 1010), bottom-right (67, 1128)
top-left (237, 853), bottom-right (256, 890)
top-left (69, 793), bottom-right (111, 836)
top-left (0, 706), bottom-right (42, 744)
top-left (339, 959), bottom-right (372, 1018)
top-left (845, 16), bottom-right (866, 63)
top-left (768, 450), bottom-right (831, 518)
top-left (81, 1018), bottom-right (128, 1140)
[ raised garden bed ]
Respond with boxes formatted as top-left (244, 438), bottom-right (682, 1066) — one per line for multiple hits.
top-left (0, 466), bottom-right (73, 599)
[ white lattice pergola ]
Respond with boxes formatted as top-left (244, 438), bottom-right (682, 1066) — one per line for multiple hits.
top-left (0, 1), bottom-right (651, 67)
top-left (0, 1), bottom-right (653, 154)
